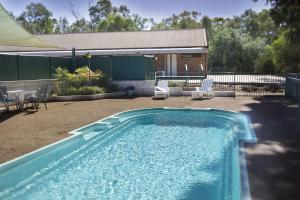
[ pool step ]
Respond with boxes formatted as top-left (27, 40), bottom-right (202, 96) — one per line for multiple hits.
top-left (100, 117), bottom-right (121, 126)
top-left (82, 132), bottom-right (100, 141)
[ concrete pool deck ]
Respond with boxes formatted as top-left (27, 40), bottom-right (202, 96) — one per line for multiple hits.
top-left (0, 96), bottom-right (299, 200)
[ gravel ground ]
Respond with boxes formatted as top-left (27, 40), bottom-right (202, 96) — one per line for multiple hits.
top-left (0, 96), bottom-right (299, 200)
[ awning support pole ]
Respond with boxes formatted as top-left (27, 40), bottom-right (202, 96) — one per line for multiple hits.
top-left (72, 48), bottom-right (76, 72)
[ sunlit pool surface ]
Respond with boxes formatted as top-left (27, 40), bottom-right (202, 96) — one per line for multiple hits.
top-left (0, 108), bottom-right (256, 200)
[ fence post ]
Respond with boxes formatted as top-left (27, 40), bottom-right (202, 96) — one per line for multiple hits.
top-left (234, 71), bottom-right (236, 98)
top-left (72, 48), bottom-right (76, 72)
top-left (285, 73), bottom-right (287, 97)
top-left (17, 55), bottom-right (20, 80)
top-left (296, 74), bottom-right (298, 101)
top-left (49, 57), bottom-right (52, 79)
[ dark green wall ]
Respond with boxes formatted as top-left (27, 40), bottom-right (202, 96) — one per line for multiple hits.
top-left (0, 54), bottom-right (72, 81)
top-left (112, 56), bottom-right (146, 80)
top-left (0, 54), bottom-right (18, 81)
top-left (0, 54), bottom-right (154, 81)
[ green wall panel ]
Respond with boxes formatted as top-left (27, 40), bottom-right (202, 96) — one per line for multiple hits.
top-left (112, 56), bottom-right (150, 80)
top-left (0, 54), bottom-right (154, 81)
top-left (0, 54), bottom-right (18, 81)
top-left (18, 56), bottom-right (51, 80)
top-left (91, 56), bottom-right (112, 76)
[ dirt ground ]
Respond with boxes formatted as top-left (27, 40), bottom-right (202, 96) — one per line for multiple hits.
top-left (0, 96), bottom-right (299, 200)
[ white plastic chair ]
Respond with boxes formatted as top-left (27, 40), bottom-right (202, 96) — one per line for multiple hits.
top-left (191, 79), bottom-right (214, 99)
top-left (154, 80), bottom-right (169, 99)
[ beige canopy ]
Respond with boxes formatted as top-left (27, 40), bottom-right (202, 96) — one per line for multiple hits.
top-left (0, 4), bottom-right (55, 48)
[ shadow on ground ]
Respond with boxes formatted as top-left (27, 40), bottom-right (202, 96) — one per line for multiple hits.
top-left (242, 97), bottom-right (300, 200)
top-left (0, 109), bottom-right (20, 123)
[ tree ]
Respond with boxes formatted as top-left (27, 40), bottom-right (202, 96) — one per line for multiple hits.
top-left (240, 9), bottom-right (260, 38)
top-left (151, 10), bottom-right (201, 30)
top-left (132, 14), bottom-right (148, 30)
top-left (256, 9), bottom-right (278, 44)
top-left (201, 16), bottom-right (213, 41)
top-left (97, 13), bottom-right (138, 32)
top-left (226, 16), bottom-right (242, 29)
top-left (88, 0), bottom-right (147, 32)
top-left (55, 17), bottom-right (70, 33)
top-left (254, 0), bottom-right (300, 72)
top-left (16, 3), bottom-right (55, 34)
top-left (89, 0), bottom-right (112, 22)
top-left (254, 0), bottom-right (300, 43)
top-left (209, 28), bottom-right (265, 72)
top-left (271, 32), bottom-right (300, 72)
top-left (118, 5), bottom-right (130, 17)
top-left (255, 45), bottom-right (276, 73)
top-left (69, 18), bottom-right (91, 33)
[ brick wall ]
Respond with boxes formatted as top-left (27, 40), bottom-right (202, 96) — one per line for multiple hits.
top-left (153, 53), bottom-right (208, 74)
top-left (154, 54), bottom-right (166, 71)
top-left (177, 53), bottom-right (207, 74)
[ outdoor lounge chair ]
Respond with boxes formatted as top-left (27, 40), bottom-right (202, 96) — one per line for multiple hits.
top-left (191, 79), bottom-right (214, 99)
top-left (154, 80), bottom-right (169, 99)
top-left (0, 86), bottom-right (19, 111)
top-left (27, 85), bottom-right (51, 111)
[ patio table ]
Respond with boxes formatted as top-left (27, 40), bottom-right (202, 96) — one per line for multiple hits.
top-left (7, 90), bottom-right (23, 99)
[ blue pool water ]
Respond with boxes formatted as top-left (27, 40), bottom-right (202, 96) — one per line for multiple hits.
top-left (0, 108), bottom-right (256, 200)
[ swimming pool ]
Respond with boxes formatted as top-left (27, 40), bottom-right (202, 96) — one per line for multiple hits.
top-left (0, 108), bottom-right (256, 200)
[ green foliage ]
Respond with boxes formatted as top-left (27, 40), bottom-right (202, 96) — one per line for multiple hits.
top-left (88, 0), bottom-right (147, 32)
top-left (201, 16), bottom-right (213, 41)
top-left (54, 66), bottom-right (108, 96)
top-left (16, 0), bottom-right (148, 33)
top-left (255, 0), bottom-right (300, 43)
top-left (151, 10), bottom-right (201, 30)
top-left (78, 86), bottom-right (105, 95)
top-left (208, 28), bottom-right (265, 72)
top-left (255, 46), bottom-right (276, 73)
top-left (106, 84), bottom-right (120, 92)
top-left (89, 0), bottom-right (112, 22)
top-left (16, 3), bottom-right (55, 34)
top-left (62, 86), bottom-right (105, 95)
top-left (168, 81), bottom-right (184, 87)
top-left (271, 32), bottom-right (300, 72)
top-left (69, 18), bottom-right (91, 33)
top-left (97, 13), bottom-right (139, 32)
top-left (55, 17), bottom-right (69, 33)
top-left (242, 85), bottom-right (259, 92)
top-left (254, 0), bottom-right (300, 72)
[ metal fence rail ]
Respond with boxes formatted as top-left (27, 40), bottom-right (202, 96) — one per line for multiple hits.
top-left (155, 72), bottom-right (286, 97)
top-left (286, 73), bottom-right (300, 103)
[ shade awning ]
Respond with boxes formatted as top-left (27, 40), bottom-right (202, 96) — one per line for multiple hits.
top-left (0, 47), bottom-right (207, 57)
top-left (0, 4), bottom-right (57, 48)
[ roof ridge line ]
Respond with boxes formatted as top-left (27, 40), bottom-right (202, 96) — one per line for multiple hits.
top-left (35, 28), bottom-right (205, 36)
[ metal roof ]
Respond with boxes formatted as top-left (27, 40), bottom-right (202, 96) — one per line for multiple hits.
top-left (0, 29), bottom-right (207, 54)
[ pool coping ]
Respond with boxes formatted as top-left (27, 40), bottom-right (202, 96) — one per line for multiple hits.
top-left (0, 107), bottom-right (257, 200)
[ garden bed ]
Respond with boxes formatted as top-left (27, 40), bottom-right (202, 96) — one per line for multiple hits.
top-left (48, 91), bottom-right (125, 102)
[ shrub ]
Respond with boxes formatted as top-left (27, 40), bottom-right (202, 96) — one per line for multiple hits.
top-left (54, 66), bottom-right (108, 96)
top-left (106, 84), bottom-right (119, 92)
top-left (168, 81), bottom-right (184, 87)
top-left (241, 85), bottom-right (259, 92)
top-left (77, 86), bottom-right (106, 95)
top-left (263, 84), bottom-right (282, 92)
top-left (61, 86), bottom-right (105, 95)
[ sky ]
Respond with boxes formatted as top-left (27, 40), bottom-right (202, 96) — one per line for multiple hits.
top-left (0, 0), bottom-right (270, 23)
